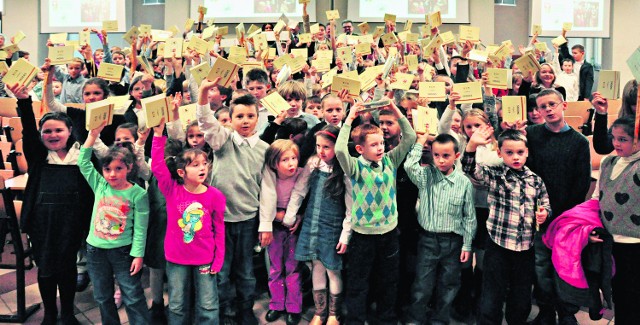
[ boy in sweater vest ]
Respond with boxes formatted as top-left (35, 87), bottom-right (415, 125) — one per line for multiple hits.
top-left (196, 77), bottom-right (269, 325)
top-left (336, 101), bottom-right (416, 325)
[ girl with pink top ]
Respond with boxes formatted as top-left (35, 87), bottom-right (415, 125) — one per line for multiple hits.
top-left (150, 120), bottom-right (226, 324)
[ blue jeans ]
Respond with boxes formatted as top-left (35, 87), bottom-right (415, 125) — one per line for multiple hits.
top-left (86, 244), bottom-right (149, 325)
top-left (166, 262), bottom-right (219, 325)
top-left (218, 219), bottom-right (257, 315)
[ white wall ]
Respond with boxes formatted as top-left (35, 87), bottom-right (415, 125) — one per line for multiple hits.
top-left (4, 0), bottom-right (42, 64)
top-left (603, 0), bottom-right (640, 83)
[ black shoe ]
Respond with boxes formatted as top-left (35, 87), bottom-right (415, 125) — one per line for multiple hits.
top-left (40, 313), bottom-right (57, 325)
top-left (286, 313), bottom-right (301, 325)
top-left (558, 315), bottom-right (578, 325)
top-left (76, 272), bottom-right (90, 292)
top-left (265, 309), bottom-right (284, 322)
top-left (149, 302), bottom-right (167, 324)
top-left (239, 309), bottom-right (258, 325)
top-left (60, 314), bottom-right (80, 325)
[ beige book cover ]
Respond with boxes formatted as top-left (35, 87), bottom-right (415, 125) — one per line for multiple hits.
top-left (142, 93), bottom-right (172, 128)
top-left (97, 63), bottom-right (124, 83)
top-left (332, 75), bottom-right (361, 97)
top-left (452, 82), bottom-right (483, 104)
top-left (207, 57), bottom-right (239, 87)
top-left (260, 92), bottom-right (291, 116)
top-left (502, 96), bottom-right (527, 124)
top-left (419, 82), bottom-right (446, 102)
top-left (48, 46), bottom-right (75, 65)
top-left (85, 99), bottom-right (114, 131)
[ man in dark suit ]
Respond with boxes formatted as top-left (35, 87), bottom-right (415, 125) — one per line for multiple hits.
top-left (570, 44), bottom-right (594, 101)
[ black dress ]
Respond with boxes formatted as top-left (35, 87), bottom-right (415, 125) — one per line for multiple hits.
top-left (17, 97), bottom-right (93, 276)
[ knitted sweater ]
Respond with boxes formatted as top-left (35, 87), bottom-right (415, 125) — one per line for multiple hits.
top-left (526, 124), bottom-right (591, 223)
top-left (598, 156), bottom-right (640, 239)
top-left (336, 117), bottom-right (417, 235)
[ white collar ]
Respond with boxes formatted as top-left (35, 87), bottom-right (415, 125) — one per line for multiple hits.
top-left (232, 130), bottom-right (260, 148)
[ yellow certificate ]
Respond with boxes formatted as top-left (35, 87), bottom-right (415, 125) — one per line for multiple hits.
top-left (50, 33), bottom-right (68, 44)
top-left (419, 82), bottom-right (446, 102)
top-left (3, 58), bottom-right (38, 87)
top-left (102, 20), bottom-right (119, 32)
top-left (502, 96), bottom-right (527, 124)
top-left (85, 99), bottom-right (114, 131)
top-left (332, 75), bottom-right (361, 97)
top-left (326, 10), bottom-right (340, 20)
top-left (459, 26), bottom-right (480, 42)
top-left (142, 93), bottom-right (172, 128)
top-left (207, 57), bottom-right (239, 87)
top-left (260, 92), bottom-right (290, 115)
top-left (190, 62), bottom-right (212, 85)
top-left (337, 47), bottom-right (352, 64)
top-left (485, 68), bottom-right (512, 90)
top-left (452, 82), bottom-right (483, 104)
top-left (390, 73), bottom-right (414, 91)
top-left (97, 63), bottom-right (124, 82)
top-left (48, 46), bottom-right (75, 65)
top-left (122, 26), bottom-right (140, 45)
top-left (356, 43), bottom-right (372, 56)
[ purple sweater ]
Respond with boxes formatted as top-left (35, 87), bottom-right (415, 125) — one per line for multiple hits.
top-left (151, 136), bottom-right (226, 271)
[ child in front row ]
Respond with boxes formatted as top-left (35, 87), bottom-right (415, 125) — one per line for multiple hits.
top-left (79, 124), bottom-right (150, 325)
top-left (336, 101), bottom-right (417, 324)
top-left (259, 140), bottom-right (305, 324)
top-left (151, 120), bottom-right (226, 324)
top-left (461, 128), bottom-right (550, 325)
top-left (197, 77), bottom-right (269, 324)
top-left (404, 133), bottom-right (476, 324)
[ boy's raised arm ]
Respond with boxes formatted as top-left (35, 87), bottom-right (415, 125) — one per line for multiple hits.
top-left (387, 102), bottom-right (417, 166)
top-left (196, 77), bottom-right (231, 150)
top-left (335, 104), bottom-right (360, 176)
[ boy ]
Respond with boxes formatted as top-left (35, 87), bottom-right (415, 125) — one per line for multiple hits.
top-left (404, 133), bottom-right (476, 324)
top-left (53, 57), bottom-right (86, 104)
top-left (196, 77), bottom-right (269, 325)
top-left (462, 128), bottom-right (550, 325)
top-left (336, 101), bottom-right (416, 324)
top-left (243, 68), bottom-right (271, 130)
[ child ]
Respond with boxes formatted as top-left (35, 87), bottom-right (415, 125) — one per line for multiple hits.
top-left (259, 140), bottom-right (305, 324)
top-left (79, 124), bottom-right (150, 325)
top-left (196, 77), bottom-right (269, 324)
top-left (53, 57), bottom-right (86, 104)
top-left (404, 133), bottom-right (476, 324)
top-left (284, 125), bottom-right (352, 324)
top-left (461, 128), bottom-right (550, 325)
top-left (10, 86), bottom-right (93, 325)
top-left (215, 107), bottom-right (232, 126)
top-left (304, 95), bottom-right (323, 119)
top-left (591, 116), bottom-right (640, 324)
top-left (278, 80), bottom-right (320, 129)
top-left (151, 120), bottom-right (226, 324)
top-left (336, 101), bottom-right (417, 324)
top-left (243, 68), bottom-right (271, 129)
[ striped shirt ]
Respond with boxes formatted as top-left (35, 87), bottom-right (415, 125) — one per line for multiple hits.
top-left (405, 144), bottom-right (477, 251)
top-left (462, 151), bottom-right (551, 252)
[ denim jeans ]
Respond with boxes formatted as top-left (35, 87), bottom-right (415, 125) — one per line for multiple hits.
top-left (478, 240), bottom-right (533, 325)
top-left (166, 261), bottom-right (219, 325)
top-left (86, 244), bottom-right (149, 325)
top-left (345, 230), bottom-right (399, 325)
top-left (218, 219), bottom-right (257, 315)
top-left (407, 231), bottom-right (463, 324)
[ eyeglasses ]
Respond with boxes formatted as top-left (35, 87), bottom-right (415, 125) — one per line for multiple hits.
top-left (537, 102), bottom-right (562, 110)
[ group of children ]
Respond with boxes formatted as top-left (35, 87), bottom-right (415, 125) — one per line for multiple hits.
top-left (0, 5), bottom-right (638, 325)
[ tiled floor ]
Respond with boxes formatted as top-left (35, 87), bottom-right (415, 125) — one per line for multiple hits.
top-left (0, 264), bottom-right (616, 324)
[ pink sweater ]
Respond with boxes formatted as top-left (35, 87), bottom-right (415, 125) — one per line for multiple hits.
top-left (151, 136), bottom-right (226, 271)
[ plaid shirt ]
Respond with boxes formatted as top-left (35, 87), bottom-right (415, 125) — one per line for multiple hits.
top-left (462, 151), bottom-right (551, 251)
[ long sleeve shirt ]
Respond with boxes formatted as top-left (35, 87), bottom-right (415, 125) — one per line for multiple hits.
top-left (54, 66), bottom-right (86, 104)
top-left (462, 151), bottom-right (551, 252)
top-left (405, 144), bottom-right (476, 251)
top-left (151, 136), bottom-right (226, 271)
top-left (78, 147), bottom-right (149, 257)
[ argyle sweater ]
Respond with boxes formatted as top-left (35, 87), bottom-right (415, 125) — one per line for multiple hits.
top-left (336, 117), bottom-right (417, 235)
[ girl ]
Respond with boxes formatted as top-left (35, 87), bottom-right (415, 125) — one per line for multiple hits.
top-left (259, 140), bottom-right (305, 324)
top-left (285, 125), bottom-right (352, 325)
top-left (151, 120), bottom-right (226, 324)
top-left (591, 80), bottom-right (638, 154)
top-left (519, 63), bottom-right (567, 100)
top-left (79, 123), bottom-right (150, 325)
top-left (9, 85), bottom-right (93, 325)
top-left (591, 116), bottom-right (640, 325)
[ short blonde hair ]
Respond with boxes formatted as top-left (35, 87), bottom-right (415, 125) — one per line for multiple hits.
top-left (277, 80), bottom-right (307, 101)
top-left (265, 139), bottom-right (300, 173)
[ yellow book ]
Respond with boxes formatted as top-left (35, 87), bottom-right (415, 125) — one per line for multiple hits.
top-left (489, 43), bottom-right (512, 61)
top-left (97, 63), bottom-right (124, 82)
top-left (207, 57), bottom-right (239, 87)
top-left (253, 34), bottom-right (269, 52)
top-left (64, 40), bottom-right (80, 50)
top-left (359, 66), bottom-right (382, 92)
top-left (168, 25), bottom-right (181, 37)
top-left (405, 55), bottom-right (419, 71)
top-left (48, 46), bottom-right (75, 65)
top-left (298, 33), bottom-right (312, 44)
top-left (326, 10), bottom-right (340, 20)
top-left (0, 61), bottom-right (9, 75)
top-left (50, 33), bottom-right (68, 44)
top-left (268, 48), bottom-right (277, 59)
top-left (342, 70), bottom-right (359, 80)
top-left (360, 34), bottom-right (374, 44)
top-left (534, 42), bottom-right (549, 52)
top-left (273, 55), bottom-right (292, 70)
top-left (299, 0), bottom-right (310, 3)
top-left (288, 56), bottom-right (307, 74)
top-left (563, 22), bottom-right (573, 31)
top-left (532, 24), bottom-right (542, 35)
top-left (597, 70), bottom-right (621, 99)
top-left (228, 46), bottom-right (247, 64)
top-left (13, 31), bottom-right (26, 44)
top-left (3, 59), bottom-right (38, 87)
top-left (247, 24), bottom-right (261, 36)
top-left (404, 20), bottom-right (413, 32)
top-left (102, 20), bottom-right (119, 32)
top-left (337, 47), bottom-right (352, 64)
top-left (122, 26), bottom-right (140, 45)
top-left (502, 96), bottom-right (527, 124)
top-left (381, 32), bottom-right (399, 46)
top-left (151, 29), bottom-right (173, 42)
top-left (184, 18), bottom-right (195, 31)
top-left (2, 44), bottom-right (19, 54)
top-left (310, 23), bottom-right (321, 34)
top-left (412, 106), bottom-right (428, 134)
top-left (321, 68), bottom-right (338, 88)
top-left (427, 11), bottom-right (442, 28)
top-left (79, 30), bottom-right (91, 45)
top-left (137, 56), bottom-right (154, 75)
top-left (485, 68), bottom-right (512, 90)
top-left (358, 22), bottom-right (369, 34)
top-left (202, 26), bottom-right (217, 41)
top-left (551, 36), bottom-right (567, 47)
top-left (405, 33), bottom-right (419, 44)
top-left (388, 46), bottom-right (398, 59)
top-left (513, 53), bottom-right (542, 78)
top-left (459, 26), bottom-right (480, 42)
top-left (626, 46), bottom-right (640, 82)
top-left (422, 35), bottom-right (444, 59)
top-left (372, 26), bottom-right (386, 40)
top-left (384, 13), bottom-right (396, 23)
top-left (190, 62), bottom-right (212, 85)
top-left (439, 31), bottom-right (456, 44)
top-left (139, 24), bottom-right (152, 35)
top-left (189, 36), bottom-right (210, 56)
top-left (242, 60), bottom-right (265, 73)
top-left (206, 18), bottom-right (215, 27)
top-left (311, 59), bottom-right (331, 73)
top-left (198, 5), bottom-right (208, 15)
top-left (356, 43), bottom-right (372, 56)
top-left (178, 103), bottom-right (198, 130)
top-left (260, 92), bottom-right (291, 116)
top-left (85, 99), bottom-right (114, 131)
top-left (142, 93), bottom-right (172, 128)
top-left (332, 75), bottom-right (361, 97)
top-left (424, 106), bottom-right (440, 135)
top-left (390, 73), bottom-right (414, 91)
top-left (291, 48), bottom-right (308, 59)
top-left (452, 82), bottom-right (483, 104)
top-left (164, 38), bottom-right (183, 58)
top-left (468, 49), bottom-right (489, 63)
top-left (108, 95), bottom-right (133, 113)
top-left (316, 50), bottom-right (333, 61)
top-left (419, 82), bottom-right (446, 101)
top-left (274, 20), bottom-right (287, 34)
top-left (216, 26), bottom-right (229, 36)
